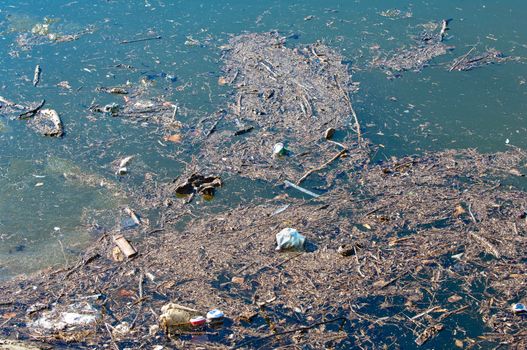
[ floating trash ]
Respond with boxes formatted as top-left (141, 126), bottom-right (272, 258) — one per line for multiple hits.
top-left (29, 302), bottom-right (100, 331)
top-left (272, 142), bottom-right (287, 157)
top-left (103, 103), bottom-right (120, 115)
top-left (206, 309), bottom-right (224, 322)
top-left (276, 228), bottom-right (305, 251)
top-left (113, 322), bottom-right (131, 337)
top-left (189, 316), bottom-right (207, 326)
top-left (116, 167), bottom-right (128, 176)
top-left (324, 127), bottom-right (336, 140)
top-left (512, 303), bottom-right (527, 314)
top-left (159, 303), bottom-right (199, 330)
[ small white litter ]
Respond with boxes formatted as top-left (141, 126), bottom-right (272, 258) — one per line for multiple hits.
top-left (276, 228), bottom-right (306, 251)
top-left (30, 301), bottom-right (99, 331)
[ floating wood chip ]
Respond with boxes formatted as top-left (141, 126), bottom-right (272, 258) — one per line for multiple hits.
top-left (33, 65), bottom-right (41, 87)
top-left (453, 204), bottom-right (466, 217)
top-left (163, 134), bottom-right (182, 143)
top-left (469, 232), bottom-right (500, 259)
top-left (119, 156), bottom-right (134, 169)
top-left (113, 235), bottom-right (137, 258)
top-left (508, 169), bottom-right (525, 177)
top-left (324, 127), bottom-right (335, 140)
top-left (447, 294), bottom-right (462, 303)
top-left (108, 87), bottom-right (128, 94)
top-left (415, 323), bottom-right (443, 346)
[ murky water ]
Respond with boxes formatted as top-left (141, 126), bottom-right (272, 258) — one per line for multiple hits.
top-left (0, 0), bottom-right (526, 282)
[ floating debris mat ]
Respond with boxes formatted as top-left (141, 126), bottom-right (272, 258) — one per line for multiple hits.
top-left (449, 47), bottom-right (521, 71)
top-left (373, 20), bottom-right (453, 76)
top-left (89, 86), bottom-right (182, 132)
top-left (0, 96), bottom-right (44, 119)
top-left (0, 97), bottom-right (63, 137)
top-left (1, 148), bottom-right (527, 349)
top-left (198, 32), bottom-right (366, 184)
top-left (6, 14), bottom-right (96, 53)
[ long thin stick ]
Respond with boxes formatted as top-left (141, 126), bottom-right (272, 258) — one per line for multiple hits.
top-left (411, 306), bottom-right (440, 320)
top-left (439, 19), bottom-right (449, 42)
top-left (348, 99), bottom-right (362, 145)
top-left (33, 65), bottom-right (42, 87)
top-left (334, 75), bottom-right (361, 145)
top-left (57, 239), bottom-right (69, 266)
top-left (297, 149), bottom-right (347, 185)
top-left (449, 46), bottom-right (477, 71)
top-left (284, 180), bottom-right (320, 198)
top-left (437, 305), bottom-right (469, 322)
top-left (120, 36), bottom-right (162, 44)
top-left (18, 99), bottom-right (45, 119)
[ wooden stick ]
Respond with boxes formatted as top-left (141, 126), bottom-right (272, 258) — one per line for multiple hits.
top-left (299, 101), bottom-right (307, 117)
top-left (297, 149), bottom-right (347, 185)
top-left (64, 253), bottom-right (101, 278)
top-left (449, 46), bottom-right (477, 71)
top-left (138, 272), bottom-right (144, 299)
top-left (57, 239), bottom-right (69, 266)
top-left (284, 180), bottom-right (320, 198)
top-left (120, 36), bottom-right (162, 44)
top-left (354, 245), bottom-right (365, 278)
top-left (301, 94), bottom-right (313, 117)
top-left (229, 69), bottom-right (239, 84)
top-left (437, 305), bottom-right (469, 322)
top-left (18, 99), bottom-right (45, 119)
top-left (411, 306), bottom-right (440, 320)
top-left (467, 203), bottom-right (477, 223)
top-left (0, 96), bottom-right (17, 107)
top-left (236, 94), bottom-right (242, 115)
top-left (205, 118), bottom-right (220, 137)
top-left (348, 100), bottom-right (362, 145)
top-left (33, 65), bottom-right (41, 87)
top-left (327, 139), bottom-right (347, 149)
top-left (439, 19), bottom-right (449, 42)
top-left (334, 75), bottom-right (361, 145)
top-left (259, 60), bottom-right (278, 78)
top-left (469, 232), bottom-right (500, 259)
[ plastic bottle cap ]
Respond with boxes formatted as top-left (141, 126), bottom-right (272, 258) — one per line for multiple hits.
top-left (512, 303), bottom-right (527, 313)
top-left (206, 309), bottom-right (224, 320)
top-left (189, 316), bottom-right (207, 326)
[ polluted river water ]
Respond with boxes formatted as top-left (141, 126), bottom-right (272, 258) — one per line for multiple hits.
top-left (0, 0), bottom-right (526, 349)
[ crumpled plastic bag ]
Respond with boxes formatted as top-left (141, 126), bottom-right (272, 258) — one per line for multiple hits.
top-left (276, 228), bottom-right (305, 251)
top-left (30, 301), bottom-right (99, 331)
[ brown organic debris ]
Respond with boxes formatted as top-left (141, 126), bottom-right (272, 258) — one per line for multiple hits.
top-left (373, 20), bottom-right (454, 76)
top-left (197, 32), bottom-right (366, 184)
top-left (1, 30), bottom-right (527, 350)
top-left (174, 173), bottom-right (222, 197)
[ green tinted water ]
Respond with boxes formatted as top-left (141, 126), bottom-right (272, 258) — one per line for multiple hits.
top-left (0, 0), bottom-right (525, 282)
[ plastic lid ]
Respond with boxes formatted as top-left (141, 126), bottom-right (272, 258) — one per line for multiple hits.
top-left (206, 309), bottom-right (224, 320)
top-left (512, 303), bottom-right (526, 312)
